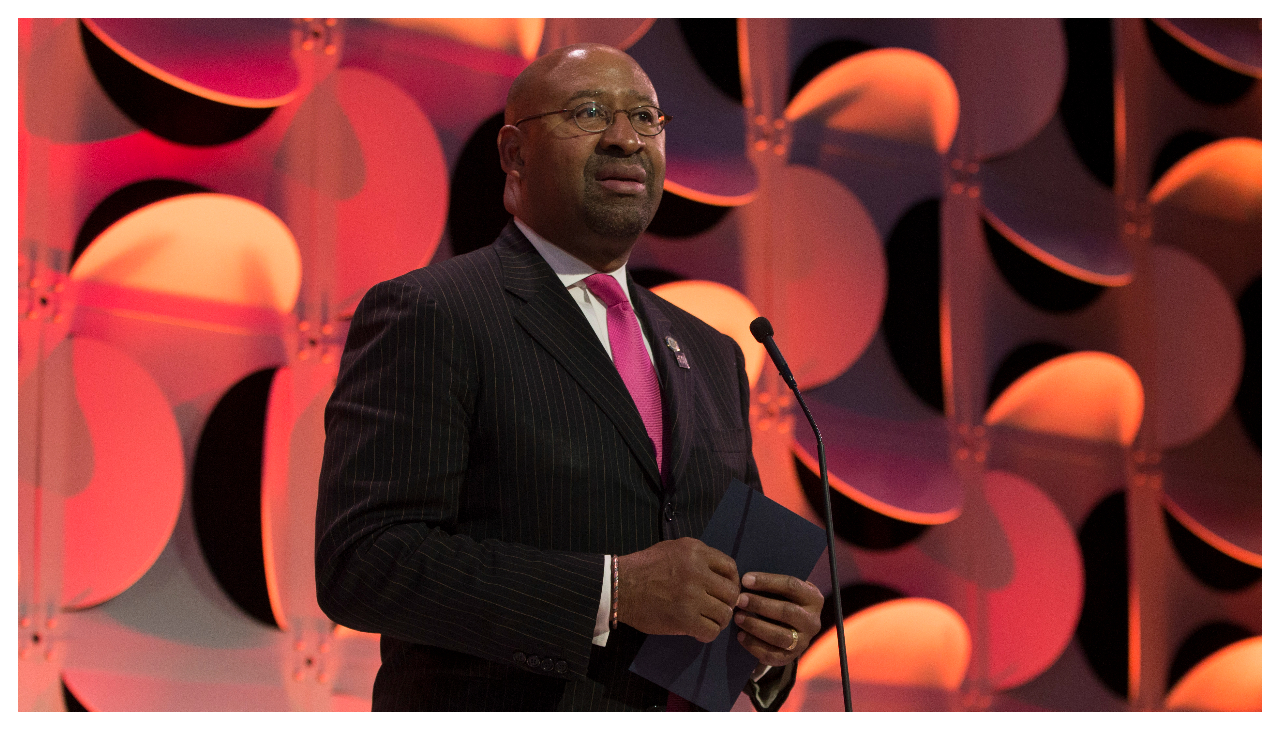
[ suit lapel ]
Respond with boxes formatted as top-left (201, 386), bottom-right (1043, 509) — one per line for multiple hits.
top-left (496, 225), bottom-right (663, 492)
top-left (630, 280), bottom-right (694, 494)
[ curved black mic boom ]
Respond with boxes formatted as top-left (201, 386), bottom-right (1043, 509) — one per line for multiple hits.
top-left (749, 316), bottom-right (852, 712)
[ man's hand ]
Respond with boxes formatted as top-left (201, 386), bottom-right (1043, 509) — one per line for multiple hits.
top-left (616, 538), bottom-right (740, 643)
top-left (734, 572), bottom-right (824, 667)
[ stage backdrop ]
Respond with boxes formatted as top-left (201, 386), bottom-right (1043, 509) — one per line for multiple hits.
top-left (17, 18), bottom-right (1261, 711)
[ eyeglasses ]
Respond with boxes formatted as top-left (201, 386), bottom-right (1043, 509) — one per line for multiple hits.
top-left (514, 101), bottom-right (672, 137)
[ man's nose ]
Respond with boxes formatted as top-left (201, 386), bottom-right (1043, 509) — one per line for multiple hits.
top-left (597, 111), bottom-right (644, 155)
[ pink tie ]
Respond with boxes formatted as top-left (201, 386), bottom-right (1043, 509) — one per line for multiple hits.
top-left (583, 273), bottom-right (664, 474)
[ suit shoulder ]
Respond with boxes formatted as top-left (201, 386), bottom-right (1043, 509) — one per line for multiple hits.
top-left (367, 245), bottom-right (504, 304)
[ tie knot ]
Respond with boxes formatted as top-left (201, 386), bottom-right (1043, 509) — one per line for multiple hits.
top-left (583, 272), bottom-right (629, 309)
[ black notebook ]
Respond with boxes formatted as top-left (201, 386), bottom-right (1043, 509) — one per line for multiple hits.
top-left (628, 479), bottom-right (828, 711)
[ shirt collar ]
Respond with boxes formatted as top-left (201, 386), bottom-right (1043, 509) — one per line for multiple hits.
top-left (514, 217), bottom-right (633, 305)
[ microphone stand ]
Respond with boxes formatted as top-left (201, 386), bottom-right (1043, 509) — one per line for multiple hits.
top-left (750, 317), bottom-right (852, 712)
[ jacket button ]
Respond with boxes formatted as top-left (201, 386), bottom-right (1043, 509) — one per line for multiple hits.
top-left (541, 658), bottom-right (554, 672)
top-left (513, 651), bottom-right (526, 665)
top-left (663, 502), bottom-right (675, 521)
top-left (527, 655), bottom-right (540, 668)
top-left (555, 660), bottom-right (567, 674)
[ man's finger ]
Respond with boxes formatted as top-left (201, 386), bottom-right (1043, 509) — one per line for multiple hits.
top-left (742, 572), bottom-right (822, 606)
top-left (736, 612), bottom-right (800, 650)
top-left (703, 548), bottom-right (739, 583)
top-left (704, 570), bottom-right (740, 608)
top-left (737, 629), bottom-right (796, 666)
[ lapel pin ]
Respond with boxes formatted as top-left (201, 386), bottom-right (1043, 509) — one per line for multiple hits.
top-left (665, 336), bottom-right (690, 369)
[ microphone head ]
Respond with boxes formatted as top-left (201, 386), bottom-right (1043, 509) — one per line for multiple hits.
top-left (749, 317), bottom-right (774, 342)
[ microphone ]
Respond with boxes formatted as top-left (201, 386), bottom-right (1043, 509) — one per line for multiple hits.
top-left (750, 316), bottom-right (852, 713)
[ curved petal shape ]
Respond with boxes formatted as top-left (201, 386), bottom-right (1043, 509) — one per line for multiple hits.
top-left (1165, 636), bottom-right (1261, 711)
top-left (84, 18), bottom-right (299, 106)
top-left (69, 193), bottom-right (301, 314)
top-left (377, 18), bottom-right (544, 60)
top-left (934, 19), bottom-right (1066, 159)
top-left (1153, 19), bottom-right (1262, 78)
top-left (796, 598), bottom-right (970, 690)
top-left (980, 118), bottom-right (1132, 286)
top-left (629, 18), bottom-right (757, 205)
top-left (540, 18), bottom-right (654, 53)
top-left (1149, 137), bottom-right (1261, 225)
top-left (794, 401), bottom-right (960, 524)
top-left (18, 338), bottom-right (184, 609)
top-left (1151, 245), bottom-right (1244, 449)
top-left (785, 48), bottom-right (959, 154)
top-left (772, 165), bottom-right (886, 390)
top-left (985, 351), bottom-right (1145, 446)
top-left (23, 18), bottom-right (139, 143)
top-left (649, 281), bottom-right (765, 388)
top-left (261, 363), bottom-right (339, 629)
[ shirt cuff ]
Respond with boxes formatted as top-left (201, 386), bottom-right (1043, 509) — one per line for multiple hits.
top-left (593, 554), bottom-right (611, 647)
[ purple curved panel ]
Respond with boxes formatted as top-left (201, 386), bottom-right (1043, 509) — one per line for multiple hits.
top-left (1157, 19), bottom-right (1261, 78)
top-left (792, 399), bottom-right (960, 524)
top-left (628, 18), bottom-right (757, 205)
top-left (980, 116), bottom-right (1132, 286)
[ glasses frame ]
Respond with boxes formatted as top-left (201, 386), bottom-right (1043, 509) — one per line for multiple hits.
top-left (514, 101), bottom-right (672, 137)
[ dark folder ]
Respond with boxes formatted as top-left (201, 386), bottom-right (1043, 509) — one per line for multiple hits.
top-left (628, 479), bottom-right (828, 711)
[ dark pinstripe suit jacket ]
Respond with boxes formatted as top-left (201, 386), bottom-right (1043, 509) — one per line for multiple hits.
top-left (315, 224), bottom-right (762, 710)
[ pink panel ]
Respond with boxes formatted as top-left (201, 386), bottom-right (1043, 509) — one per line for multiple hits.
top-left (85, 19), bottom-right (299, 106)
top-left (773, 165), bottom-right (886, 390)
top-left (261, 362), bottom-right (340, 629)
top-left (276, 68), bottom-right (448, 317)
top-left (21, 338), bottom-right (185, 609)
top-left (63, 668), bottom-right (290, 711)
top-left (981, 470), bottom-right (1083, 689)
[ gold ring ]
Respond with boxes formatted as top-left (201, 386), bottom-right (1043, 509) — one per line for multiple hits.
top-left (786, 629), bottom-right (798, 652)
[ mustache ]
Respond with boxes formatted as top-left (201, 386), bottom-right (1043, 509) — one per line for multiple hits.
top-left (584, 153), bottom-right (653, 181)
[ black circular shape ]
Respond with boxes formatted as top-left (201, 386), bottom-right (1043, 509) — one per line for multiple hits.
top-left (1076, 490), bottom-right (1129, 699)
top-left (1059, 19), bottom-right (1115, 188)
top-left (987, 341), bottom-right (1073, 409)
top-left (882, 198), bottom-right (944, 413)
top-left (645, 189), bottom-right (732, 238)
top-left (788, 39), bottom-right (876, 103)
top-left (794, 453), bottom-right (930, 550)
top-left (447, 111), bottom-right (510, 257)
top-left (1145, 20), bottom-right (1256, 106)
top-left (984, 218), bottom-right (1106, 313)
top-left (192, 368), bottom-right (280, 629)
top-left (1235, 276), bottom-right (1260, 450)
top-left (1167, 622), bottom-right (1255, 692)
top-left (675, 19), bottom-right (742, 103)
top-left (816, 582), bottom-right (905, 638)
top-left (79, 20), bottom-right (275, 146)
top-left (73, 178), bottom-right (211, 267)
top-left (1149, 130), bottom-right (1220, 192)
top-left (1164, 509), bottom-right (1260, 591)
top-left (629, 267), bottom-right (686, 289)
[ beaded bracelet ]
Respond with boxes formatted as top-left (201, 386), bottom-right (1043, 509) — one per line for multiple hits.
top-left (610, 555), bottom-right (619, 630)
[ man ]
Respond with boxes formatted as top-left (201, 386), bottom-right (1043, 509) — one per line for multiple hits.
top-left (315, 43), bottom-right (822, 711)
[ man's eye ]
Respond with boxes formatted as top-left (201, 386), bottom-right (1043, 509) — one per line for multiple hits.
top-left (578, 105), bottom-right (604, 118)
top-left (633, 109), bottom-right (656, 123)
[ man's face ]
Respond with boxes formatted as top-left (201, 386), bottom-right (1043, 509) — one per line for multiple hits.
top-left (514, 48), bottom-right (666, 263)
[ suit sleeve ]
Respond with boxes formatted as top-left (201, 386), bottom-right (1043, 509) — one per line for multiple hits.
top-left (314, 278), bottom-right (604, 678)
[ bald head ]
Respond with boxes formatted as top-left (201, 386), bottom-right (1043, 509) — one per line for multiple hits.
top-left (505, 44), bottom-right (654, 125)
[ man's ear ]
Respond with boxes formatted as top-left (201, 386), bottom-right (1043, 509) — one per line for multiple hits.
top-left (497, 125), bottom-right (524, 177)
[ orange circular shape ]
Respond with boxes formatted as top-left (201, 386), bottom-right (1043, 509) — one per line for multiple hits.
top-left (785, 48), bottom-right (960, 154)
top-left (985, 351), bottom-right (1144, 446)
top-left (378, 18), bottom-right (545, 59)
top-left (1165, 636), bottom-right (1261, 711)
top-left (18, 338), bottom-right (184, 609)
top-left (650, 280), bottom-right (764, 388)
top-left (69, 193), bottom-right (301, 314)
top-left (796, 597), bottom-right (970, 690)
top-left (770, 165), bottom-right (886, 391)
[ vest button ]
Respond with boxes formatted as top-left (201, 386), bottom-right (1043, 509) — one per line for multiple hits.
top-left (663, 502), bottom-right (675, 521)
